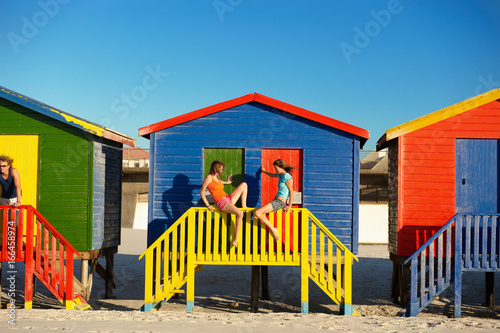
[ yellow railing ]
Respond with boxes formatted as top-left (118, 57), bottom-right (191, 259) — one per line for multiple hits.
top-left (139, 207), bottom-right (359, 315)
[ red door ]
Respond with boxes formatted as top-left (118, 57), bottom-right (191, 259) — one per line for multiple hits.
top-left (261, 149), bottom-right (303, 251)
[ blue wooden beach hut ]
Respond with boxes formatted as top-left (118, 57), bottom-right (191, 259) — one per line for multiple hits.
top-left (139, 93), bottom-right (369, 253)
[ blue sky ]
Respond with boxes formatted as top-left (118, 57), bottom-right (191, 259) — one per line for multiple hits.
top-left (1, 0), bottom-right (499, 149)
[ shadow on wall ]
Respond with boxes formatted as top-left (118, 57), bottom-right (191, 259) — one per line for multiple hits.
top-left (147, 171), bottom-right (262, 245)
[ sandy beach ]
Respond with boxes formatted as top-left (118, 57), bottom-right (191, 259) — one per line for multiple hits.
top-left (1, 228), bottom-right (499, 332)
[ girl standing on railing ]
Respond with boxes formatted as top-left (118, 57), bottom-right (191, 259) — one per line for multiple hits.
top-left (255, 159), bottom-right (294, 242)
top-left (200, 160), bottom-right (248, 247)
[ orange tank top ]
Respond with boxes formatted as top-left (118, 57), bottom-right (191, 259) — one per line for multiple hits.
top-left (207, 175), bottom-right (227, 202)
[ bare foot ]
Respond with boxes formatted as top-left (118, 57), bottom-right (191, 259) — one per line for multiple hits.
top-left (271, 227), bottom-right (279, 242)
top-left (232, 240), bottom-right (238, 247)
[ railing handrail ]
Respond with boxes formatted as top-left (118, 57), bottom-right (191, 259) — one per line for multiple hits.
top-left (308, 211), bottom-right (358, 261)
top-left (0, 205), bottom-right (80, 257)
top-left (403, 212), bottom-right (500, 266)
top-left (140, 207), bottom-right (357, 260)
top-left (403, 213), bottom-right (458, 265)
top-left (138, 209), bottom-right (191, 260)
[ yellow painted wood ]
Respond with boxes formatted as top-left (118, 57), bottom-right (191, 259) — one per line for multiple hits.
top-left (206, 210), bottom-right (212, 262)
top-left (213, 211), bottom-right (220, 262)
top-left (268, 213), bottom-right (275, 262)
top-left (336, 246), bottom-right (342, 301)
top-left (285, 212), bottom-right (291, 262)
top-left (344, 251), bottom-right (353, 305)
top-left (386, 88), bottom-right (500, 141)
top-left (139, 207), bottom-right (359, 315)
top-left (300, 210), bottom-right (309, 306)
top-left (197, 211), bottom-right (204, 262)
top-left (144, 250), bottom-right (153, 305)
top-left (328, 239), bottom-right (333, 293)
top-left (0, 135), bottom-right (39, 208)
top-left (187, 209), bottom-right (195, 305)
top-left (155, 246), bottom-right (161, 300)
top-left (293, 210), bottom-right (299, 262)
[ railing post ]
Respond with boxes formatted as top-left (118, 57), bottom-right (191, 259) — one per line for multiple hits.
top-left (454, 214), bottom-right (463, 318)
top-left (186, 208), bottom-right (196, 312)
top-left (300, 210), bottom-right (309, 313)
top-left (342, 251), bottom-right (353, 316)
top-left (142, 250), bottom-right (154, 311)
top-left (24, 206), bottom-right (34, 309)
top-left (65, 248), bottom-right (75, 309)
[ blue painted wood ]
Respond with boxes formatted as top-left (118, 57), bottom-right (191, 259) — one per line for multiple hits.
top-left (147, 102), bottom-right (362, 252)
top-left (92, 142), bottom-right (122, 250)
top-left (404, 214), bottom-right (457, 317)
top-left (456, 139), bottom-right (499, 213)
top-left (454, 214), bottom-right (463, 318)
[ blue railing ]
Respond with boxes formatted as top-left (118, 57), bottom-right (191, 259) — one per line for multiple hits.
top-left (403, 214), bottom-right (456, 317)
top-left (403, 213), bottom-right (500, 318)
top-left (453, 213), bottom-right (500, 317)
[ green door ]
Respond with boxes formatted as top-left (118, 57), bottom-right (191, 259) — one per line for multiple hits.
top-left (203, 148), bottom-right (245, 204)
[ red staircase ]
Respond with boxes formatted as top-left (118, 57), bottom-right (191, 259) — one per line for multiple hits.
top-left (1, 205), bottom-right (90, 310)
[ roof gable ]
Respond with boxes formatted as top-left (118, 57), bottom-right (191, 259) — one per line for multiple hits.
top-left (377, 88), bottom-right (500, 150)
top-left (0, 85), bottom-right (135, 146)
top-left (139, 93), bottom-right (370, 146)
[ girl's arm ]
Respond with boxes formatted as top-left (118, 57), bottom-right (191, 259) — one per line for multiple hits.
top-left (284, 179), bottom-right (294, 212)
top-left (261, 167), bottom-right (278, 178)
top-left (12, 168), bottom-right (21, 207)
top-left (200, 175), bottom-right (215, 211)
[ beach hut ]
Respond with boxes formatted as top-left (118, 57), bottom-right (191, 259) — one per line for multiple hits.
top-left (376, 88), bottom-right (500, 313)
top-left (139, 92), bottom-right (369, 253)
top-left (0, 85), bottom-right (135, 304)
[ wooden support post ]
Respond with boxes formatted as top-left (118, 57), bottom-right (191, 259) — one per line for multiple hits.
top-left (81, 259), bottom-right (89, 299)
top-left (105, 254), bottom-right (116, 299)
top-left (261, 266), bottom-right (269, 300)
top-left (250, 266), bottom-right (260, 312)
top-left (485, 272), bottom-right (495, 307)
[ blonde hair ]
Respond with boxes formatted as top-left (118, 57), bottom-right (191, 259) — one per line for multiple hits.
top-left (273, 159), bottom-right (294, 173)
top-left (0, 155), bottom-right (14, 166)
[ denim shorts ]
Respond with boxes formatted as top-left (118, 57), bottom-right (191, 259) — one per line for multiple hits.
top-left (271, 197), bottom-right (286, 211)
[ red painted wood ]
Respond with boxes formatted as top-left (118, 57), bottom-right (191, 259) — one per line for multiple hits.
top-left (25, 206), bottom-right (34, 305)
top-left (1, 205), bottom-right (81, 305)
top-left (261, 149), bottom-right (303, 251)
top-left (138, 94), bottom-right (254, 136)
top-left (396, 100), bottom-right (500, 256)
top-left (139, 93), bottom-right (370, 146)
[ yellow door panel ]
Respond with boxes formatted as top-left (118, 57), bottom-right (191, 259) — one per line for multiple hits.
top-left (0, 135), bottom-right (39, 208)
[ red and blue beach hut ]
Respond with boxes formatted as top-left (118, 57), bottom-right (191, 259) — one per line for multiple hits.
top-left (377, 88), bottom-right (500, 317)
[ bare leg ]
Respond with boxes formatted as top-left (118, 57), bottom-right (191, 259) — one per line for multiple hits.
top-left (254, 203), bottom-right (279, 241)
top-left (222, 202), bottom-right (244, 247)
top-left (229, 182), bottom-right (248, 208)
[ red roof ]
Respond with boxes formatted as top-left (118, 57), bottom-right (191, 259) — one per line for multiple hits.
top-left (123, 147), bottom-right (149, 160)
top-left (138, 93), bottom-right (370, 145)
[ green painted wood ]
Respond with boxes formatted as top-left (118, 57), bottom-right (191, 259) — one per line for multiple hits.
top-left (203, 148), bottom-right (244, 195)
top-left (0, 98), bottom-right (94, 250)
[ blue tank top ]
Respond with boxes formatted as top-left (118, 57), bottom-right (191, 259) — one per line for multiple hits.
top-left (0, 167), bottom-right (17, 199)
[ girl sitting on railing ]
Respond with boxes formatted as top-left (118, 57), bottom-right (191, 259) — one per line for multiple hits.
top-left (200, 160), bottom-right (248, 247)
top-left (255, 159), bottom-right (295, 242)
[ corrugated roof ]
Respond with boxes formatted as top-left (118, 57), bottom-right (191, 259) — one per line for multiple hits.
top-left (0, 85), bottom-right (135, 146)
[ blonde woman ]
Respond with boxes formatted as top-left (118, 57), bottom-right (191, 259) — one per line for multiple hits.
top-left (0, 155), bottom-right (22, 208)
